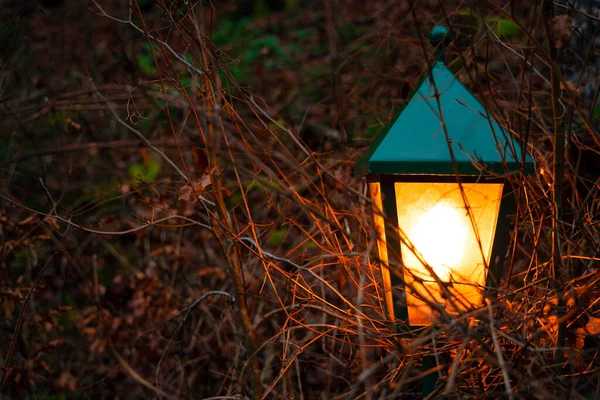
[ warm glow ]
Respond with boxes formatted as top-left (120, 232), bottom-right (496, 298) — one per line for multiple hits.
top-left (369, 182), bottom-right (394, 321)
top-left (395, 182), bottom-right (504, 326)
top-left (409, 201), bottom-right (468, 281)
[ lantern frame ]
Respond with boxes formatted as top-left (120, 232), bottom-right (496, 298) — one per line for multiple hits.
top-left (355, 27), bottom-right (534, 332)
top-left (368, 173), bottom-right (517, 331)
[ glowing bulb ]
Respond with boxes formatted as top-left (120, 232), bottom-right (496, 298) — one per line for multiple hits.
top-left (410, 202), bottom-right (468, 281)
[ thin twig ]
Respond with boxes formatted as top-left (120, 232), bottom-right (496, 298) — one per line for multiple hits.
top-left (487, 300), bottom-right (514, 400)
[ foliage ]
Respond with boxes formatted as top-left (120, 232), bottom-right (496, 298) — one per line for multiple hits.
top-left (1, 1), bottom-right (600, 399)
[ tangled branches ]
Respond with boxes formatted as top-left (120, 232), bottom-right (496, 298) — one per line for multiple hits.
top-left (1, 0), bottom-right (599, 399)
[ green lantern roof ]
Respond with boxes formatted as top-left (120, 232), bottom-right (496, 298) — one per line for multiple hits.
top-left (354, 39), bottom-right (534, 177)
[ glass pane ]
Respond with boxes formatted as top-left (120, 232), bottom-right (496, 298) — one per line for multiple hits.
top-left (369, 181), bottom-right (394, 321)
top-left (394, 182), bottom-right (503, 326)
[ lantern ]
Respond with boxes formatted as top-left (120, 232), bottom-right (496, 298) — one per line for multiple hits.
top-left (355, 26), bottom-right (534, 328)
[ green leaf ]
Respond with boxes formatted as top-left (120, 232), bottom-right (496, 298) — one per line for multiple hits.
top-left (230, 63), bottom-right (251, 84)
top-left (246, 36), bottom-right (284, 62)
top-left (128, 163), bottom-right (144, 180)
top-left (212, 17), bottom-right (251, 45)
top-left (246, 180), bottom-right (263, 191)
top-left (454, 8), bottom-right (481, 31)
top-left (494, 18), bottom-right (520, 38)
top-left (365, 124), bottom-right (383, 139)
top-left (128, 160), bottom-right (160, 182)
top-left (138, 115), bottom-right (154, 133)
top-left (263, 179), bottom-right (279, 189)
top-left (137, 42), bottom-right (157, 74)
top-left (226, 192), bottom-right (242, 208)
top-left (304, 240), bottom-right (317, 249)
top-left (146, 160), bottom-right (160, 181)
top-left (10, 249), bottom-right (29, 271)
top-left (138, 56), bottom-right (154, 73)
top-left (295, 28), bottom-right (314, 40)
top-left (269, 229), bottom-right (287, 246)
top-left (245, 179), bottom-right (279, 192)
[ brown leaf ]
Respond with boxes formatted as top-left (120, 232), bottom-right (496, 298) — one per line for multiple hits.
top-left (178, 175), bottom-right (212, 203)
top-left (48, 339), bottom-right (65, 347)
top-left (43, 216), bottom-right (61, 230)
top-left (39, 360), bottom-right (53, 374)
top-left (0, 216), bottom-right (15, 228)
top-left (195, 174), bottom-right (212, 193)
top-left (549, 15), bottom-right (573, 49)
top-left (82, 326), bottom-right (97, 336)
top-left (333, 166), bottom-right (346, 192)
top-left (178, 184), bottom-right (195, 203)
top-left (55, 371), bottom-right (77, 392)
top-left (67, 118), bottom-right (82, 131)
top-left (560, 80), bottom-right (579, 94)
top-left (196, 266), bottom-right (226, 279)
top-left (17, 215), bottom-right (37, 226)
top-left (120, 183), bottom-right (131, 194)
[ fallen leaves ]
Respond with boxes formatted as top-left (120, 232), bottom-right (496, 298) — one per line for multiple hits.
top-left (548, 15), bottom-right (573, 49)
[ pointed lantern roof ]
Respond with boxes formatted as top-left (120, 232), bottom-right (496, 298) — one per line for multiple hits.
top-left (354, 27), bottom-right (534, 177)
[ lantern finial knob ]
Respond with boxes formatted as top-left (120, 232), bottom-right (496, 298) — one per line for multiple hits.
top-left (428, 26), bottom-right (452, 62)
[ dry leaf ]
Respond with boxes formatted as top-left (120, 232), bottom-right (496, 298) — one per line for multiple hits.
top-left (196, 266), bottom-right (226, 279)
top-left (333, 166), bottom-right (346, 192)
top-left (39, 360), bottom-right (53, 374)
top-left (121, 183), bottom-right (131, 194)
top-left (195, 174), bottom-right (212, 194)
top-left (82, 326), bottom-right (97, 336)
top-left (560, 80), bottom-right (579, 94)
top-left (549, 15), bottom-right (573, 49)
top-left (55, 371), bottom-right (77, 391)
top-left (67, 118), bottom-right (82, 131)
top-left (0, 215), bottom-right (15, 228)
top-left (17, 215), bottom-right (37, 226)
top-left (48, 339), bottom-right (65, 347)
top-left (43, 216), bottom-right (61, 230)
top-left (178, 184), bottom-right (195, 203)
top-left (178, 175), bottom-right (212, 204)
